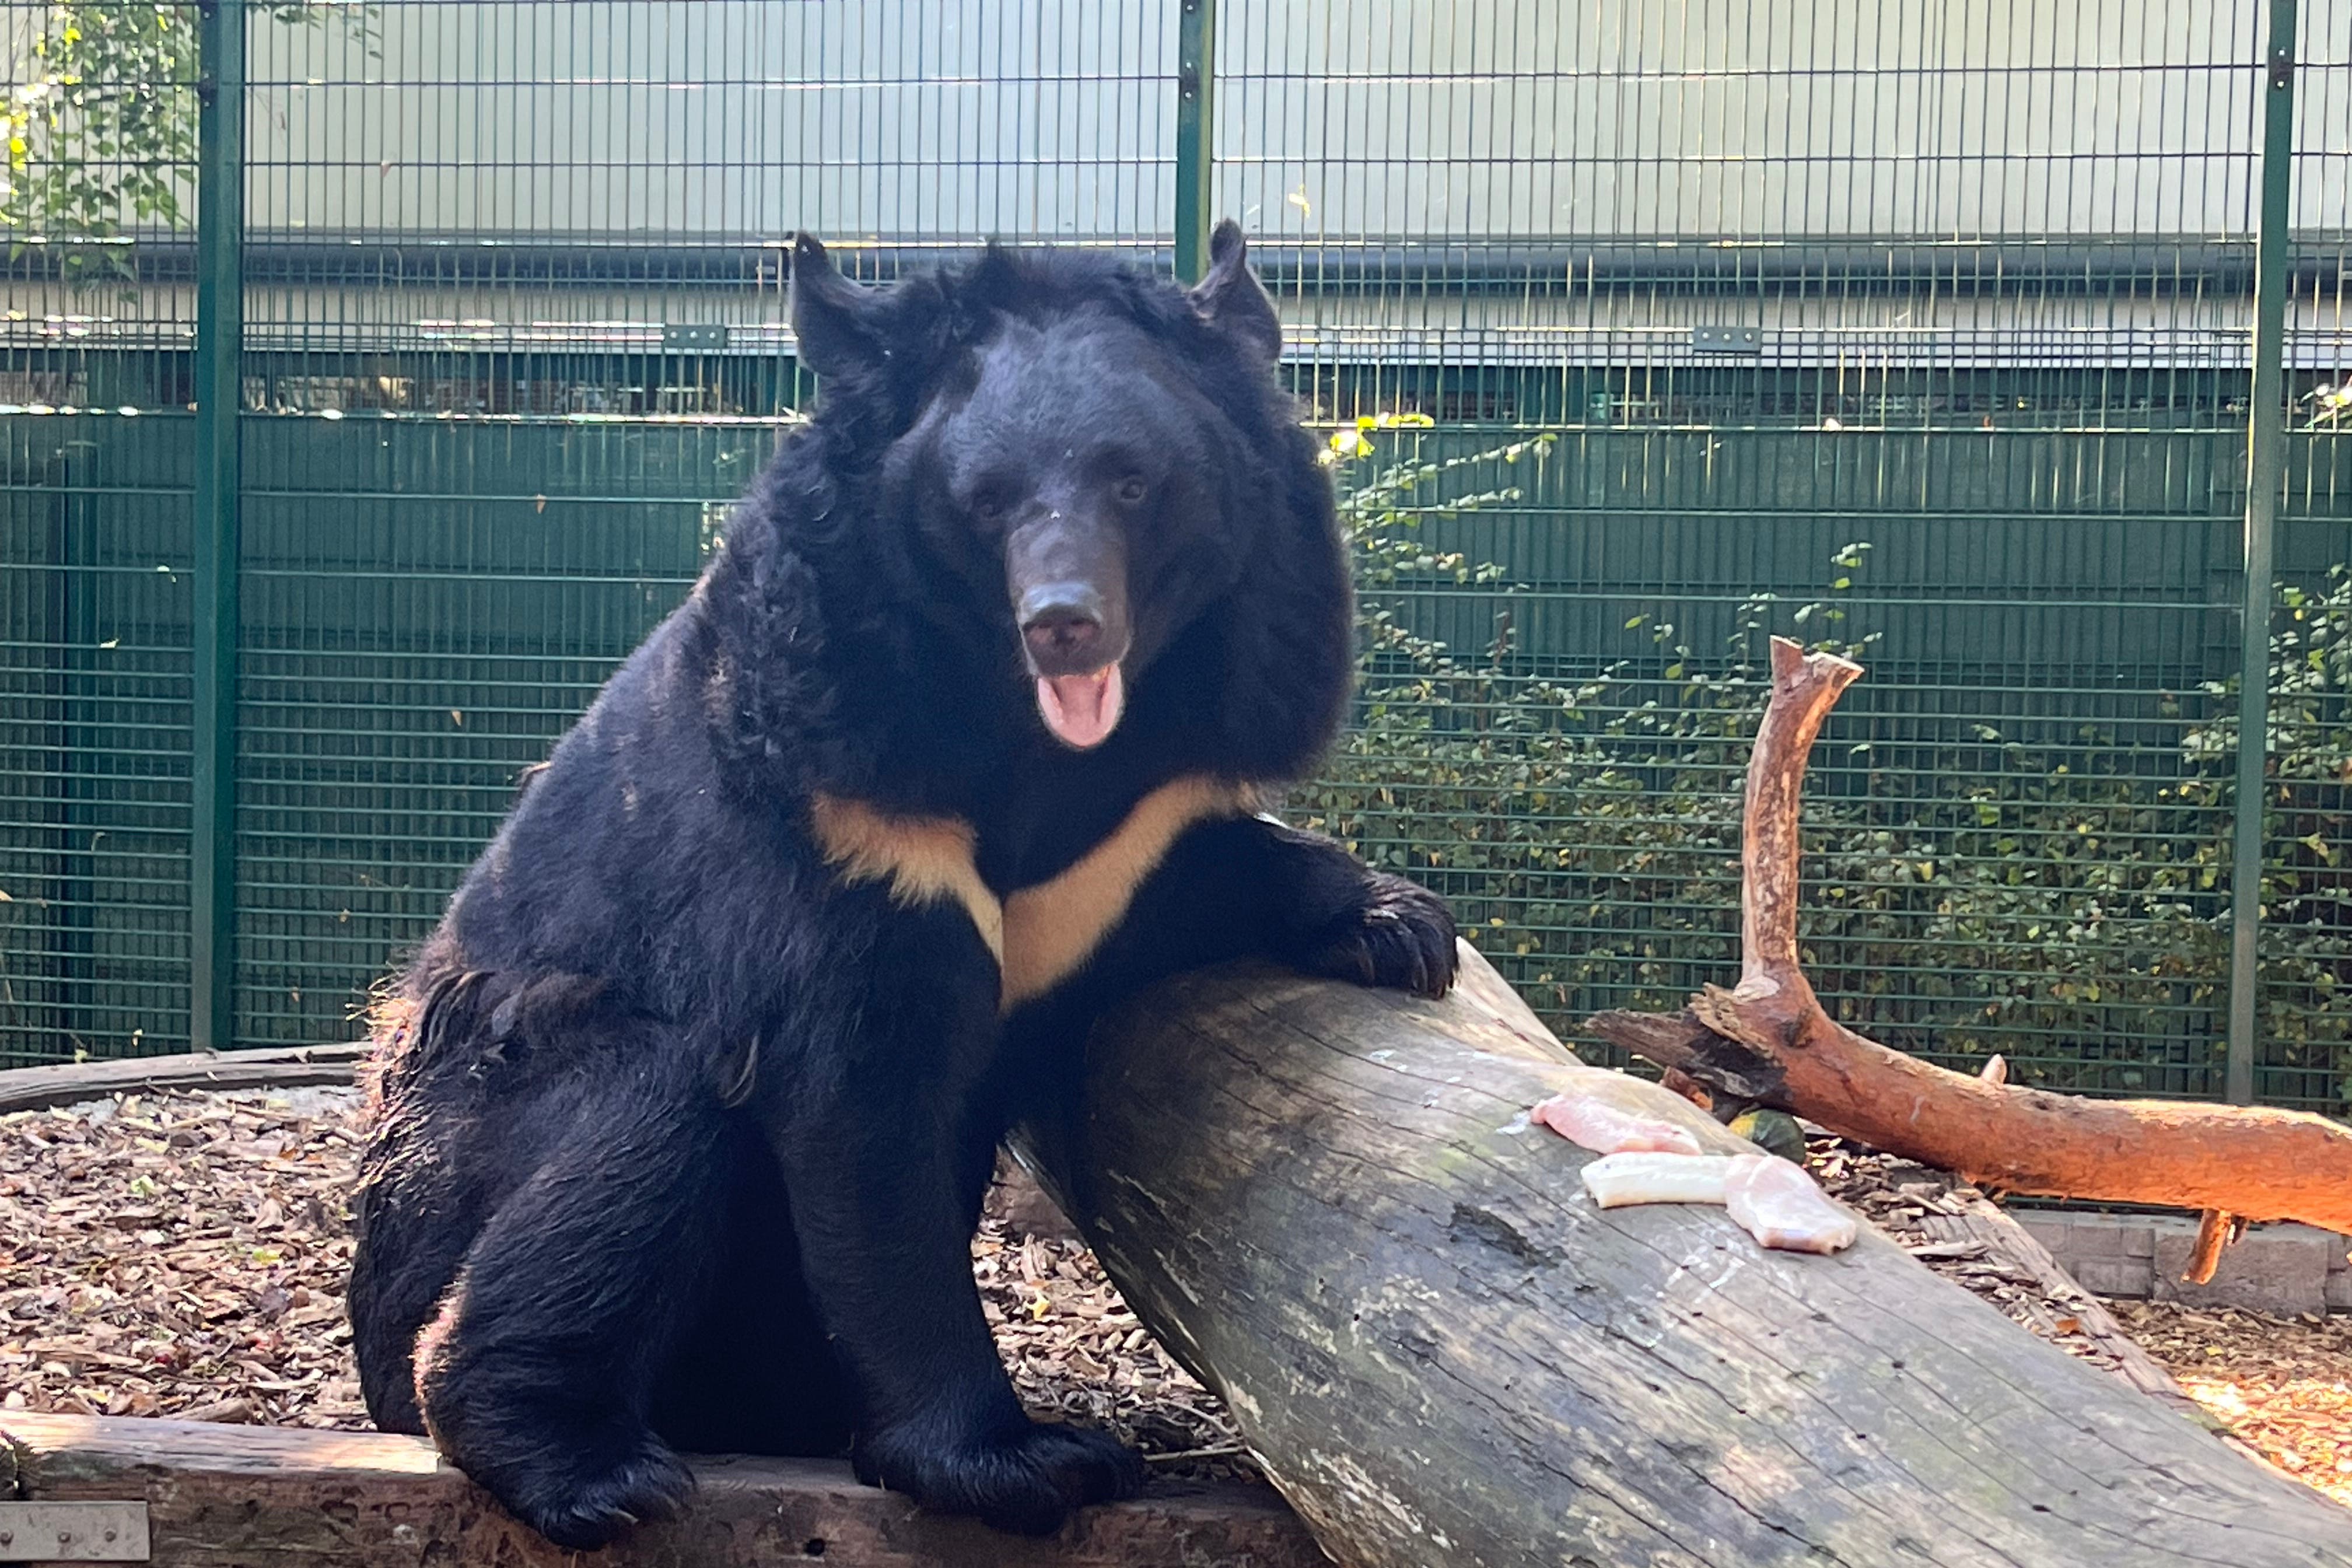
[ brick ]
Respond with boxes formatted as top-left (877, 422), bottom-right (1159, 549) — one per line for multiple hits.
top-left (2011, 1214), bottom-right (2156, 1286)
top-left (2015, 1214), bottom-right (2070, 1251)
top-left (2150, 1220), bottom-right (2333, 1317)
top-left (2068, 1258), bottom-right (2155, 1298)
top-left (2058, 1218), bottom-right (2127, 1257)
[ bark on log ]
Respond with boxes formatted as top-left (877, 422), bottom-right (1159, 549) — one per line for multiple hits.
top-left (1020, 943), bottom-right (2352, 1568)
top-left (1588, 638), bottom-right (2352, 1236)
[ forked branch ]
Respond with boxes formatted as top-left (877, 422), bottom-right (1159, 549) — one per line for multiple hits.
top-left (1591, 638), bottom-right (2352, 1240)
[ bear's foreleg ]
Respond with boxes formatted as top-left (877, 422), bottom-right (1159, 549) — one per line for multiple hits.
top-left (1261, 821), bottom-right (1461, 998)
top-left (758, 923), bottom-right (1144, 1536)
top-left (1038, 813), bottom-right (1459, 1006)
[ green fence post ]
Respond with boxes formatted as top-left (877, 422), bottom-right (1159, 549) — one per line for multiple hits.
top-left (1173, 0), bottom-right (1216, 283)
top-left (191, 0), bottom-right (246, 1053)
top-left (2226, 0), bottom-right (2298, 1107)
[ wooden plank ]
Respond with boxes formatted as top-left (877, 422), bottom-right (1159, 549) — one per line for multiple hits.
top-left (0, 1047), bottom-right (366, 1116)
top-left (1, 1413), bottom-right (1319, 1568)
top-left (1021, 946), bottom-right (2352, 1568)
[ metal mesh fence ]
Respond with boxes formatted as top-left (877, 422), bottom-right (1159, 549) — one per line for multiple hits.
top-left (0, 2), bottom-right (202, 1066)
top-left (2262, 5), bottom-right (2352, 1112)
top-left (0, 1), bottom-right (2345, 1118)
top-left (1257, 0), bottom-right (2316, 1105)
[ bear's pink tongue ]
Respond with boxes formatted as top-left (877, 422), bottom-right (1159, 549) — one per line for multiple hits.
top-left (1037, 665), bottom-right (1125, 750)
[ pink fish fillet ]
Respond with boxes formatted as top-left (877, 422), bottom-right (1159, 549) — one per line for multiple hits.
top-left (1531, 1094), bottom-right (1705, 1156)
top-left (1722, 1154), bottom-right (1859, 1255)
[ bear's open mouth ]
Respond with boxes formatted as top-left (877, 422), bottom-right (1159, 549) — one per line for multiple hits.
top-left (1037, 665), bottom-right (1125, 750)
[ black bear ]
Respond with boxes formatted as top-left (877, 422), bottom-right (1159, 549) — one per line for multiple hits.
top-left (348, 224), bottom-right (1457, 1550)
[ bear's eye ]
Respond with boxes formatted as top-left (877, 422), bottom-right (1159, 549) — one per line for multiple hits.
top-left (969, 489), bottom-right (1010, 523)
top-left (1114, 475), bottom-right (1149, 505)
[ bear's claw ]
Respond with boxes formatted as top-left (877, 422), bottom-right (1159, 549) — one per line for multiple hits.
top-left (1303, 874), bottom-right (1458, 999)
top-left (855, 1418), bottom-right (1144, 1536)
top-left (498, 1434), bottom-right (694, 1552)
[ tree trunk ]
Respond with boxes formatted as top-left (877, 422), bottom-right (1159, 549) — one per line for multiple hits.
top-left (1019, 945), bottom-right (2352, 1568)
top-left (0, 1042), bottom-right (365, 1115)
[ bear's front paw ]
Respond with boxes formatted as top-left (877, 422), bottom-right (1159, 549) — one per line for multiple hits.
top-left (1301, 874), bottom-right (1458, 998)
top-left (479, 1430), bottom-right (694, 1552)
top-left (856, 1417), bottom-right (1144, 1535)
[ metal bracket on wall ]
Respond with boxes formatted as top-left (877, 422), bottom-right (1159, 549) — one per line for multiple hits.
top-left (1692, 326), bottom-right (1763, 354)
top-left (0, 1503), bottom-right (151, 1562)
top-left (662, 323), bottom-right (730, 351)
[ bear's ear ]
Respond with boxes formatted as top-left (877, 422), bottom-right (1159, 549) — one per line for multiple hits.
top-left (789, 233), bottom-right (886, 377)
top-left (1188, 221), bottom-right (1282, 364)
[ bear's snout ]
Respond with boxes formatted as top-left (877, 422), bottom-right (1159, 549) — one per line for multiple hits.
top-left (1006, 515), bottom-right (1132, 677)
top-left (1020, 590), bottom-right (1111, 675)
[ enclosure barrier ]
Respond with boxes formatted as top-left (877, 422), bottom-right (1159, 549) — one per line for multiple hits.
top-left (0, 1), bottom-right (2346, 1120)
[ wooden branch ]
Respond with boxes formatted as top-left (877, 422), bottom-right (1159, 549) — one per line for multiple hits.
top-left (0, 1412), bottom-right (1318, 1568)
top-left (0, 1043), bottom-right (368, 1115)
top-left (2187, 1210), bottom-right (2248, 1286)
top-left (1591, 637), bottom-right (2352, 1238)
top-left (1738, 640), bottom-right (1863, 981)
top-left (1020, 944), bottom-right (2352, 1568)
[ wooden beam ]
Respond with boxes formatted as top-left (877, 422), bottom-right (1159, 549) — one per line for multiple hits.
top-left (1, 1413), bottom-right (1319, 1568)
top-left (1592, 637), bottom-right (2352, 1237)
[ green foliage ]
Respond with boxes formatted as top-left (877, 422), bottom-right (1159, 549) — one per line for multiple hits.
top-left (2, 2), bottom-right (370, 282)
top-left (5, 3), bottom-right (196, 267)
top-left (1296, 423), bottom-right (2349, 1114)
top-left (2176, 566), bottom-right (2352, 1100)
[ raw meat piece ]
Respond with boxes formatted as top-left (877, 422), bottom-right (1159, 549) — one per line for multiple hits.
top-left (1723, 1154), bottom-right (1859, 1255)
top-left (1580, 1152), bottom-right (1742, 1208)
top-left (1531, 1094), bottom-right (1705, 1156)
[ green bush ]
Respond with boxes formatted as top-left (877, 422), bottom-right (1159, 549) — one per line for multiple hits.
top-left (2176, 567), bottom-right (2352, 1105)
top-left (1294, 424), bottom-right (2348, 1114)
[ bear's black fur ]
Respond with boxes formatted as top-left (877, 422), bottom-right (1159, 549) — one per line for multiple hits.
top-left (349, 225), bottom-right (1457, 1550)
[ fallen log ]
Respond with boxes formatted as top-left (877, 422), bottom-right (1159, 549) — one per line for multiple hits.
top-left (1587, 638), bottom-right (2352, 1239)
top-left (1019, 943), bottom-right (2352, 1568)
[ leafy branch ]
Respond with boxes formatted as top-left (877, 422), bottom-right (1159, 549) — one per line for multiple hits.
top-left (2, 1), bottom-right (373, 282)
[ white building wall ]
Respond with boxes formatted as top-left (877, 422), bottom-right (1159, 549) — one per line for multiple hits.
top-left (237, 0), bottom-right (2344, 243)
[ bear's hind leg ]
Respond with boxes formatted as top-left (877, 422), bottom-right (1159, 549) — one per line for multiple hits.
top-left (412, 1040), bottom-right (730, 1552)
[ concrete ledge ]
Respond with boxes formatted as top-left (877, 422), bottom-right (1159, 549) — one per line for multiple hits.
top-left (2015, 1212), bottom-right (2352, 1317)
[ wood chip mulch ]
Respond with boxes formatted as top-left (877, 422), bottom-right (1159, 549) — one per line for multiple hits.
top-left (0, 1087), bottom-right (363, 1431)
top-left (0, 1088), bottom-right (1245, 1478)
top-left (2, 1088), bottom-right (2344, 1510)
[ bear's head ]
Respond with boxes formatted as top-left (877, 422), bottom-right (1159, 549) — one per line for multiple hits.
top-left (776, 225), bottom-right (1351, 788)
